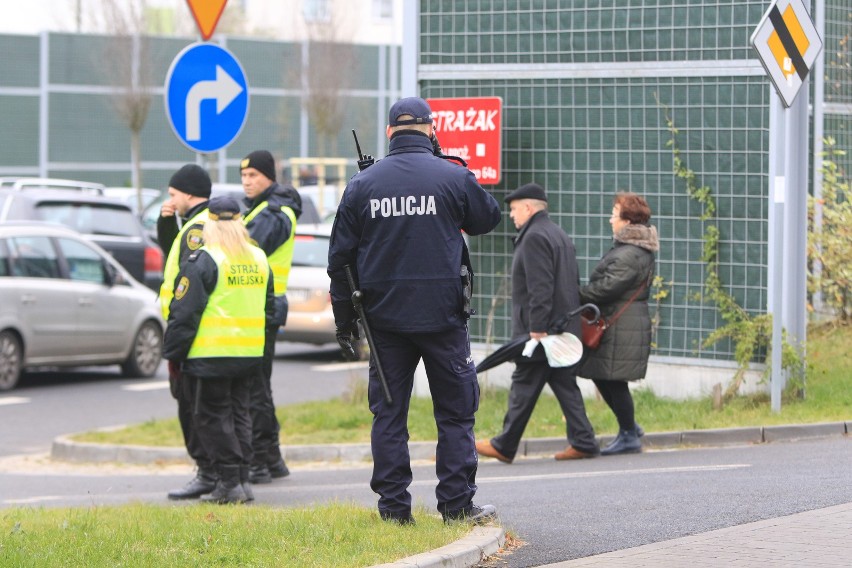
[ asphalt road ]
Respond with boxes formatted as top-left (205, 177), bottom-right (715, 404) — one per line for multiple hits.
top-left (2, 345), bottom-right (851, 567)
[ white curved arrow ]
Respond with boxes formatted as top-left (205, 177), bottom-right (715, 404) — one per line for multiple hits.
top-left (185, 65), bottom-right (243, 141)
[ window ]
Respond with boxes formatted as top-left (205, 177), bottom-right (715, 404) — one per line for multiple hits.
top-left (36, 203), bottom-right (140, 237)
top-left (57, 237), bottom-right (106, 284)
top-left (8, 236), bottom-right (60, 279)
top-left (0, 239), bottom-right (9, 277)
top-left (303, 0), bottom-right (330, 23)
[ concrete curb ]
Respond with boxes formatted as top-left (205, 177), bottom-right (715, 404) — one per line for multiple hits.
top-left (51, 421), bottom-right (851, 465)
top-left (370, 526), bottom-right (505, 568)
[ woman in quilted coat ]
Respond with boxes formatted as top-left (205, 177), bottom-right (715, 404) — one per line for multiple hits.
top-left (579, 192), bottom-right (658, 455)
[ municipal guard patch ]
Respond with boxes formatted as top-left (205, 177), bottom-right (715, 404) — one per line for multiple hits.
top-left (186, 228), bottom-right (203, 250)
top-left (175, 276), bottom-right (189, 300)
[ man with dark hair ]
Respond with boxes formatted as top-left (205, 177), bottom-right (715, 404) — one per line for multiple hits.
top-left (239, 149), bottom-right (302, 484)
top-left (328, 97), bottom-right (502, 525)
top-left (158, 164), bottom-right (218, 501)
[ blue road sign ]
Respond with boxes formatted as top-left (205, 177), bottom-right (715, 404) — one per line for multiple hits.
top-left (165, 43), bottom-right (249, 153)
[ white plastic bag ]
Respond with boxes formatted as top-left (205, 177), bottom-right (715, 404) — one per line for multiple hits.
top-left (539, 333), bottom-right (584, 367)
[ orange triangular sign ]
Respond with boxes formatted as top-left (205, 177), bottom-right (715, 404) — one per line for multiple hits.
top-left (186, 0), bottom-right (228, 41)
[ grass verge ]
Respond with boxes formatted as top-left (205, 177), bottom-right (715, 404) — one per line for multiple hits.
top-left (1, 502), bottom-right (472, 568)
top-left (75, 322), bottom-right (852, 448)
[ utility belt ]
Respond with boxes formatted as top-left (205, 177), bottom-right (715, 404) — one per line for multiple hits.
top-left (461, 242), bottom-right (475, 320)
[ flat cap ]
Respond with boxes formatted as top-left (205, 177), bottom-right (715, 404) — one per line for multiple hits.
top-left (504, 182), bottom-right (547, 203)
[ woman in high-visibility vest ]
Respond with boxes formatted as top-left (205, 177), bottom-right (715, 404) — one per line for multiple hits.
top-left (163, 196), bottom-right (274, 504)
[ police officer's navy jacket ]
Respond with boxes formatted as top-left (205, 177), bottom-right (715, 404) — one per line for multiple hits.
top-left (162, 247), bottom-right (275, 379)
top-left (328, 131), bottom-right (501, 333)
top-left (242, 182), bottom-right (302, 326)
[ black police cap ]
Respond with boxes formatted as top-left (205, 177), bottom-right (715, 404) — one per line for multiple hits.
top-left (207, 196), bottom-right (242, 221)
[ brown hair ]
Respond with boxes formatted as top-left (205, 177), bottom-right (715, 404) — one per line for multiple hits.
top-left (614, 192), bottom-right (651, 225)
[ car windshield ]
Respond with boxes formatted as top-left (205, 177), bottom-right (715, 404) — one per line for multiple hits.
top-left (36, 203), bottom-right (140, 237)
top-left (291, 234), bottom-right (329, 268)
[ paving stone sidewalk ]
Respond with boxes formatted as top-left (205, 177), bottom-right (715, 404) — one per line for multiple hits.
top-left (545, 501), bottom-right (852, 567)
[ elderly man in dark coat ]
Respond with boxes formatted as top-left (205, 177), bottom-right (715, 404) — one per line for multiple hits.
top-left (476, 183), bottom-right (600, 463)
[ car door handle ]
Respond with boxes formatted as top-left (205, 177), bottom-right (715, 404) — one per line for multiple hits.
top-left (78, 297), bottom-right (94, 307)
top-left (21, 294), bottom-right (36, 304)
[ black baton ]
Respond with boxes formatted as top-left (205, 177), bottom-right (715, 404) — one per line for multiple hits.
top-left (344, 265), bottom-right (393, 405)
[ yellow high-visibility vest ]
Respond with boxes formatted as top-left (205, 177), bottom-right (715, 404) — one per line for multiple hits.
top-left (160, 208), bottom-right (209, 319)
top-left (243, 202), bottom-right (296, 295)
top-left (187, 245), bottom-right (269, 359)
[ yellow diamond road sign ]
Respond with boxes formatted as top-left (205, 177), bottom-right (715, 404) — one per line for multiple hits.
top-left (751, 0), bottom-right (822, 107)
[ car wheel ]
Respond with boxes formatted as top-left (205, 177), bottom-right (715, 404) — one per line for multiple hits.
top-left (121, 320), bottom-right (163, 378)
top-left (0, 331), bottom-right (23, 391)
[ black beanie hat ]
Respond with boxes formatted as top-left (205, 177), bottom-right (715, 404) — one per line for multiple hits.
top-left (169, 164), bottom-right (211, 198)
top-left (241, 150), bottom-right (277, 182)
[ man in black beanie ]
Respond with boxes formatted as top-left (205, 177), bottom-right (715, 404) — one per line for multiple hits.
top-left (158, 164), bottom-right (224, 500)
top-left (239, 149), bottom-right (304, 484)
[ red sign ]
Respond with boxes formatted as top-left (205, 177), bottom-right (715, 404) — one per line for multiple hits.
top-left (427, 97), bottom-right (502, 185)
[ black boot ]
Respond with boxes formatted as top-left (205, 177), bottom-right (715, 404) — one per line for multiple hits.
top-left (239, 465), bottom-right (255, 502)
top-left (202, 465), bottom-right (247, 504)
top-left (167, 466), bottom-right (217, 500)
top-left (267, 457), bottom-right (290, 479)
top-left (601, 428), bottom-right (642, 456)
top-left (249, 463), bottom-right (272, 484)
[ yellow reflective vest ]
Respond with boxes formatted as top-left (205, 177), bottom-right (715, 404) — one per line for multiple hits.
top-left (243, 202), bottom-right (296, 296)
top-left (160, 208), bottom-right (209, 319)
top-left (187, 245), bottom-right (270, 360)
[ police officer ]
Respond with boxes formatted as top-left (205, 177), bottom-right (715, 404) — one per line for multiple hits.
top-left (157, 164), bottom-right (217, 500)
top-left (328, 97), bottom-right (502, 525)
top-left (162, 196), bottom-right (274, 504)
top-left (239, 150), bottom-right (302, 484)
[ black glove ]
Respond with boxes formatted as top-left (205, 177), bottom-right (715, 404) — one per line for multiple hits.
top-left (333, 300), bottom-right (360, 361)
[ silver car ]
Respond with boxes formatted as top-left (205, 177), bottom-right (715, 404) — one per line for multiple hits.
top-left (0, 222), bottom-right (164, 391)
top-left (282, 224), bottom-right (367, 359)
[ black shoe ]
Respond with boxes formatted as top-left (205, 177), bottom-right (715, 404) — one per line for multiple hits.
top-left (167, 469), bottom-right (217, 500)
top-left (601, 428), bottom-right (642, 456)
top-left (267, 458), bottom-right (290, 479)
top-left (380, 510), bottom-right (416, 525)
top-left (442, 503), bottom-right (497, 525)
top-left (239, 465), bottom-right (255, 502)
top-left (249, 464), bottom-right (272, 484)
top-left (201, 465), bottom-right (247, 504)
top-left (636, 423), bottom-right (645, 437)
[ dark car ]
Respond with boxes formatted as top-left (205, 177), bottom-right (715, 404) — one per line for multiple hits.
top-left (0, 189), bottom-right (164, 291)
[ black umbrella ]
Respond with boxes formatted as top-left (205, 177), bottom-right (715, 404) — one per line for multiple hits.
top-left (474, 303), bottom-right (600, 374)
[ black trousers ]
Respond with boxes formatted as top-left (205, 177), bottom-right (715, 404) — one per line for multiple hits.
top-left (249, 326), bottom-right (283, 466)
top-left (593, 379), bottom-right (635, 431)
top-left (169, 370), bottom-right (212, 469)
top-left (368, 325), bottom-right (480, 518)
top-left (194, 375), bottom-right (253, 467)
top-left (491, 361), bottom-right (598, 459)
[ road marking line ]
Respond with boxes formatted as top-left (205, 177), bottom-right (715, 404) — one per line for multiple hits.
top-left (311, 362), bottom-right (370, 372)
top-left (122, 381), bottom-right (170, 392)
top-left (0, 396), bottom-right (30, 406)
top-left (4, 496), bottom-right (62, 505)
top-left (476, 464), bottom-right (751, 484)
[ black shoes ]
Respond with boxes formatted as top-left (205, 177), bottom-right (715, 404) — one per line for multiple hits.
top-left (442, 503), bottom-right (498, 525)
top-left (601, 427), bottom-right (643, 455)
top-left (249, 458), bottom-right (290, 484)
top-left (248, 464), bottom-right (272, 484)
top-left (380, 510), bottom-right (416, 525)
top-left (267, 458), bottom-right (290, 479)
top-left (201, 465), bottom-right (247, 504)
top-left (167, 468), bottom-right (217, 500)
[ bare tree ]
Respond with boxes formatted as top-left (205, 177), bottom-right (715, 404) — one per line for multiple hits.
top-left (302, 2), bottom-right (358, 159)
top-left (92, 0), bottom-right (153, 212)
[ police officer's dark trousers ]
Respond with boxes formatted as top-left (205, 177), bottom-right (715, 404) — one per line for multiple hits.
top-left (194, 375), bottom-right (253, 468)
top-left (249, 325), bottom-right (283, 467)
top-left (369, 325), bottom-right (479, 518)
top-left (490, 360), bottom-right (598, 459)
top-left (169, 370), bottom-right (212, 470)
